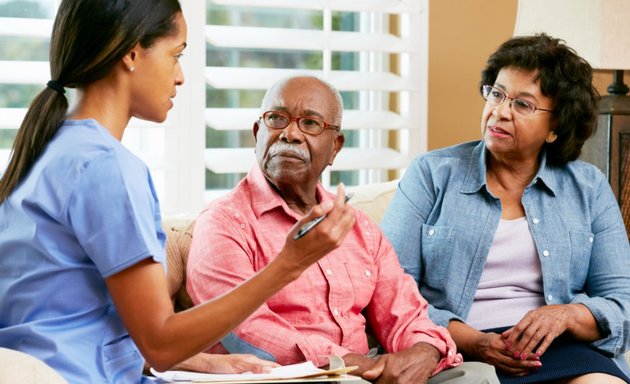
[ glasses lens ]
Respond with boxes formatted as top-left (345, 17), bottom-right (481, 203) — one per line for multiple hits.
top-left (264, 111), bottom-right (289, 128)
top-left (483, 86), bottom-right (505, 105)
top-left (511, 99), bottom-right (536, 115)
top-left (298, 117), bottom-right (324, 134)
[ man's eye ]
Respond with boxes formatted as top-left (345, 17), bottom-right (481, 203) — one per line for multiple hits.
top-left (490, 90), bottom-right (503, 99)
top-left (302, 118), bottom-right (321, 127)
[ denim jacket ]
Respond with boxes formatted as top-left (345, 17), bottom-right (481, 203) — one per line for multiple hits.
top-left (382, 141), bottom-right (630, 364)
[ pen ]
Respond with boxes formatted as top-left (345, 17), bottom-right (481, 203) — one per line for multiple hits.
top-left (293, 193), bottom-right (354, 240)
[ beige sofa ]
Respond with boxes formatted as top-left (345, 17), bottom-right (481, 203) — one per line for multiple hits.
top-left (164, 178), bottom-right (630, 368)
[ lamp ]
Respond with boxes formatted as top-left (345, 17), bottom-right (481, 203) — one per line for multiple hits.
top-left (514, 0), bottom-right (630, 235)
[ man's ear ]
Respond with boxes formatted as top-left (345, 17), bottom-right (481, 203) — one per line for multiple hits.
top-left (252, 121), bottom-right (260, 143)
top-left (328, 133), bottom-right (345, 166)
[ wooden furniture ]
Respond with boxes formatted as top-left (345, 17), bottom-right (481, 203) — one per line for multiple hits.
top-left (580, 94), bottom-right (630, 236)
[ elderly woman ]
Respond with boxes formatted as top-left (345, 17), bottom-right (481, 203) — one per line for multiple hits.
top-left (382, 33), bottom-right (630, 383)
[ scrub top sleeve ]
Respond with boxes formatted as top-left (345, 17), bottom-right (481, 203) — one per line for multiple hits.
top-left (66, 151), bottom-right (165, 278)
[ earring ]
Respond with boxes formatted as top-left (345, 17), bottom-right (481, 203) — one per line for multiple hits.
top-left (129, 66), bottom-right (135, 72)
top-left (546, 132), bottom-right (558, 143)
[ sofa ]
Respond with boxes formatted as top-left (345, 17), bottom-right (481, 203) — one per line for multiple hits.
top-left (163, 178), bottom-right (630, 368)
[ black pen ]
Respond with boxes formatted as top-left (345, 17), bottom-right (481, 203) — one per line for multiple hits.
top-left (293, 193), bottom-right (354, 240)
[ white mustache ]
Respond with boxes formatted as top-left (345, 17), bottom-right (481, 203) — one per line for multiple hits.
top-left (268, 142), bottom-right (310, 161)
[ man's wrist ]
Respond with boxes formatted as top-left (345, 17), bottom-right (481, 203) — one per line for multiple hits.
top-left (412, 342), bottom-right (440, 364)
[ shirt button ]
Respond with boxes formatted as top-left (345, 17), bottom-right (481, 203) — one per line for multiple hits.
top-left (547, 294), bottom-right (553, 302)
top-left (455, 357), bottom-right (462, 363)
top-left (365, 270), bottom-right (371, 277)
top-left (532, 218), bottom-right (540, 224)
top-left (240, 224), bottom-right (245, 229)
top-left (448, 350), bottom-right (454, 357)
top-left (364, 220), bottom-right (369, 225)
top-left (542, 250), bottom-right (550, 257)
top-left (333, 309), bottom-right (339, 316)
top-left (589, 237), bottom-right (594, 243)
top-left (234, 213), bottom-right (240, 218)
top-left (326, 269), bottom-right (332, 276)
top-left (428, 229), bottom-right (435, 236)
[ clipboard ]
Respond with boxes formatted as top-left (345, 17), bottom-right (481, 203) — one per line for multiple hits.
top-left (150, 358), bottom-right (362, 383)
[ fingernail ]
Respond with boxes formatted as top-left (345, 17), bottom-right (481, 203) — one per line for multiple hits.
top-left (322, 201), bottom-right (333, 210)
top-left (536, 350), bottom-right (542, 357)
top-left (513, 351), bottom-right (520, 359)
top-left (520, 352), bottom-right (527, 360)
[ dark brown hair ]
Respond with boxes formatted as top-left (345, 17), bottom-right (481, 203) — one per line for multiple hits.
top-left (481, 33), bottom-right (600, 166)
top-left (0, 0), bottom-right (182, 202)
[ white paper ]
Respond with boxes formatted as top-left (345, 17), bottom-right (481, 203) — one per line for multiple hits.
top-left (151, 361), bottom-right (332, 382)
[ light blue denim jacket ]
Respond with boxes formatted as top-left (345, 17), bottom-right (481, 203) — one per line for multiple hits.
top-left (381, 140), bottom-right (630, 370)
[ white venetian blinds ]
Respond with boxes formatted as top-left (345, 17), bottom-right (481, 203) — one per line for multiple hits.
top-left (0, 0), bottom-right (428, 215)
top-left (202, 0), bottom-right (428, 198)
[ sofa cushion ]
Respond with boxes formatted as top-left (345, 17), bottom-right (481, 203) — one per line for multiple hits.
top-left (347, 179), bottom-right (398, 225)
top-left (0, 348), bottom-right (68, 383)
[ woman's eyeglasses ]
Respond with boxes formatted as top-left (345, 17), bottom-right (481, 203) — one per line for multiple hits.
top-left (481, 85), bottom-right (553, 116)
top-left (259, 110), bottom-right (340, 136)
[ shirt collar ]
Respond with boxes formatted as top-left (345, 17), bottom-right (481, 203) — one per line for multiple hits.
top-left (461, 140), bottom-right (557, 196)
top-left (246, 165), bottom-right (330, 220)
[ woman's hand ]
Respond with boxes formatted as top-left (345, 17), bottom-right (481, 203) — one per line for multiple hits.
top-left (472, 332), bottom-right (541, 376)
top-left (171, 353), bottom-right (280, 374)
top-left (448, 321), bottom-right (540, 377)
top-left (502, 303), bottom-right (600, 360)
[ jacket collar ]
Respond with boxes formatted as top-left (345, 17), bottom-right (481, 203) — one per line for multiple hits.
top-left (460, 141), bottom-right (557, 197)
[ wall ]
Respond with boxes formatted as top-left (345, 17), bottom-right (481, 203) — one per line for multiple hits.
top-left (427, 0), bottom-right (629, 150)
top-left (428, 0), bottom-right (517, 150)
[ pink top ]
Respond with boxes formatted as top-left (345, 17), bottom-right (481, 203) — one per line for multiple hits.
top-left (187, 166), bottom-right (461, 373)
top-left (466, 217), bottom-right (545, 330)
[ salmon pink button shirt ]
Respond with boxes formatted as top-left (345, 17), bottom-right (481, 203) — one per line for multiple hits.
top-left (187, 165), bottom-right (461, 374)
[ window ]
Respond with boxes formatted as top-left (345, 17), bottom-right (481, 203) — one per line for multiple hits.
top-left (0, 0), bottom-right (428, 216)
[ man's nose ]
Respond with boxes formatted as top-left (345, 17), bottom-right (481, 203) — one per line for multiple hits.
top-left (280, 119), bottom-right (304, 142)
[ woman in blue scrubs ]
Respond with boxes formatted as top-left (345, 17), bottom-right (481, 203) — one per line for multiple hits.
top-left (0, 1), bottom-right (356, 382)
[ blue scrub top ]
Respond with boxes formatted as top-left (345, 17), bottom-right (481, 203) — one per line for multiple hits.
top-left (0, 119), bottom-right (166, 383)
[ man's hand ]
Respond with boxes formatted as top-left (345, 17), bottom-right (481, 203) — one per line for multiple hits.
top-left (346, 343), bottom-right (440, 384)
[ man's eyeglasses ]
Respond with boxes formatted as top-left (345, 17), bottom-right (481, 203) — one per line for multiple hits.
top-left (259, 110), bottom-right (340, 136)
top-left (481, 85), bottom-right (553, 116)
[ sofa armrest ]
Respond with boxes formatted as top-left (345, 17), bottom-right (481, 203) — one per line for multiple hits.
top-left (163, 218), bottom-right (196, 312)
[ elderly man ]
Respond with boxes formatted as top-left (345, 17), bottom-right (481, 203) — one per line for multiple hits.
top-left (187, 75), bottom-right (498, 383)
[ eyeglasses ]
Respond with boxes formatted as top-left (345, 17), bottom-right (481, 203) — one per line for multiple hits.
top-left (481, 85), bottom-right (553, 116)
top-left (259, 110), bottom-right (340, 136)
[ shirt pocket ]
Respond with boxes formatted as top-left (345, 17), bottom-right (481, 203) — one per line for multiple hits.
top-left (102, 334), bottom-right (144, 383)
top-left (568, 230), bottom-right (594, 290)
top-left (344, 263), bottom-right (377, 311)
top-left (421, 224), bottom-right (456, 287)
